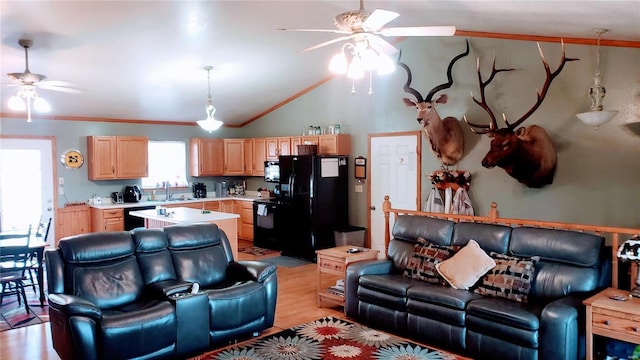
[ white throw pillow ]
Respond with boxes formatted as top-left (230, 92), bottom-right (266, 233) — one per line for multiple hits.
top-left (435, 239), bottom-right (496, 290)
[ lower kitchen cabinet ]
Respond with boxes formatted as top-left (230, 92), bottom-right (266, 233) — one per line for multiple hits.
top-left (90, 208), bottom-right (124, 232)
top-left (56, 205), bottom-right (91, 245)
top-left (234, 201), bottom-right (254, 241)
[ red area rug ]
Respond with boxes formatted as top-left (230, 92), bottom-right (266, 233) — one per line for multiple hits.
top-left (191, 317), bottom-right (467, 360)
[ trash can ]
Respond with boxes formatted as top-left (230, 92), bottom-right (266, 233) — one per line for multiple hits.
top-left (334, 226), bottom-right (366, 247)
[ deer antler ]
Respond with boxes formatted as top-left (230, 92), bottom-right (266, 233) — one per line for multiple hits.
top-left (505, 40), bottom-right (578, 130)
top-left (464, 57), bottom-right (515, 134)
top-left (424, 39), bottom-right (470, 102)
top-left (397, 51), bottom-right (424, 103)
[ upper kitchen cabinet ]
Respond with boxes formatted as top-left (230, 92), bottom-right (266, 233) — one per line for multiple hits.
top-left (190, 138), bottom-right (223, 177)
top-left (295, 134), bottom-right (351, 155)
top-left (265, 137), bottom-right (291, 161)
top-left (224, 139), bottom-right (245, 175)
top-left (244, 139), bottom-right (253, 176)
top-left (87, 136), bottom-right (148, 180)
top-left (252, 138), bottom-right (266, 176)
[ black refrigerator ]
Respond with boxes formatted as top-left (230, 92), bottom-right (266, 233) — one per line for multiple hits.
top-left (277, 155), bottom-right (349, 261)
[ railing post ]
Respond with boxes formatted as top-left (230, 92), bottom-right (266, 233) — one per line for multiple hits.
top-left (489, 202), bottom-right (499, 223)
top-left (383, 195), bottom-right (391, 254)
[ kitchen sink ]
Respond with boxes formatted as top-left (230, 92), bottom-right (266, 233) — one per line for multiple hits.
top-left (160, 198), bottom-right (195, 202)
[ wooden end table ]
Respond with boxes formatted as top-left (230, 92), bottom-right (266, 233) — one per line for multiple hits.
top-left (316, 245), bottom-right (379, 314)
top-left (583, 287), bottom-right (640, 360)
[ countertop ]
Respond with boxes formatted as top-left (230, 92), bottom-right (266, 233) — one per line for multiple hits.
top-left (89, 194), bottom-right (267, 210)
top-left (129, 207), bottom-right (239, 223)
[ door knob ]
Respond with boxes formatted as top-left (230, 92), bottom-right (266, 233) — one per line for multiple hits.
top-left (370, 206), bottom-right (376, 210)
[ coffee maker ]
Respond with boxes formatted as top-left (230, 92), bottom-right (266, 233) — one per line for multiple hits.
top-left (192, 182), bottom-right (207, 198)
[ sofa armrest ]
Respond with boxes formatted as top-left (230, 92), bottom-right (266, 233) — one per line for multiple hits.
top-left (539, 292), bottom-right (595, 360)
top-left (48, 293), bottom-right (103, 321)
top-left (228, 260), bottom-right (277, 283)
top-left (345, 259), bottom-right (394, 317)
top-left (146, 279), bottom-right (194, 298)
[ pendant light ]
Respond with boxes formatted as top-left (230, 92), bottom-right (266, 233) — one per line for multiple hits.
top-left (196, 66), bottom-right (223, 132)
top-left (575, 28), bottom-right (618, 130)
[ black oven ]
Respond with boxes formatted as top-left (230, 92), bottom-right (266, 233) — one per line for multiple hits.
top-left (253, 199), bottom-right (281, 250)
top-left (264, 161), bottom-right (280, 183)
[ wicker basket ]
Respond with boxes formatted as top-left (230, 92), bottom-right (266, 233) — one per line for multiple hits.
top-left (297, 144), bottom-right (318, 155)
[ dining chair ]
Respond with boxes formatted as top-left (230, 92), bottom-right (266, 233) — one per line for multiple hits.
top-left (0, 245), bottom-right (31, 313)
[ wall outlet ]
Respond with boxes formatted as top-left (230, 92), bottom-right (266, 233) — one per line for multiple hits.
top-left (58, 177), bottom-right (64, 186)
top-left (58, 186), bottom-right (64, 195)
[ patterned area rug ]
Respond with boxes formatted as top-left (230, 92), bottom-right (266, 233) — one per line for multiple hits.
top-left (0, 282), bottom-right (48, 331)
top-left (191, 317), bottom-right (467, 360)
top-left (239, 246), bottom-right (280, 257)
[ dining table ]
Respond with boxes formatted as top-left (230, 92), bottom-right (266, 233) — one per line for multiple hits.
top-left (0, 230), bottom-right (49, 307)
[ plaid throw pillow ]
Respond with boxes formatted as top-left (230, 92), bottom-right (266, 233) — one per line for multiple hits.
top-left (473, 252), bottom-right (540, 303)
top-left (403, 237), bottom-right (458, 285)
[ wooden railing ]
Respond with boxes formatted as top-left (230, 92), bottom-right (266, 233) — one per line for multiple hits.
top-left (382, 195), bottom-right (640, 289)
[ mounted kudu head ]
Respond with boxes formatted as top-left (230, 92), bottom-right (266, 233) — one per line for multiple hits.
top-left (398, 40), bottom-right (469, 167)
top-left (464, 41), bottom-right (578, 188)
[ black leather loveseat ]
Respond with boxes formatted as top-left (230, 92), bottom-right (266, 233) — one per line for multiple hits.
top-left (346, 215), bottom-right (610, 360)
top-left (45, 223), bottom-right (277, 360)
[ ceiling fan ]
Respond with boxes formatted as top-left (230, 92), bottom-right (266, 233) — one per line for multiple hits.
top-left (279, 0), bottom-right (456, 54)
top-left (5, 39), bottom-right (82, 94)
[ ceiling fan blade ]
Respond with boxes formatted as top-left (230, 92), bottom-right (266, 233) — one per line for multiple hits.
top-left (366, 35), bottom-right (398, 55)
top-left (299, 35), bottom-right (354, 53)
top-left (362, 9), bottom-right (399, 31)
top-left (278, 28), bottom-right (350, 35)
top-left (37, 82), bottom-right (84, 94)
top-left (378, 26), bottom-right (456, 37)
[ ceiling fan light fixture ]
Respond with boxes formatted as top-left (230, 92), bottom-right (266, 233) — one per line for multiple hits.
top-left (347, 57), bottom-right (365, 79)
top-left (33, 97), bottom-right (51, 112)
top-left (329, 52), bottom-right (348, 74)
top-left (376, 53), bottom-right (395, 75)
top-left (197, 66), bottom-right (224, 132)
top-left (8, 95), bottom-right (26, 111)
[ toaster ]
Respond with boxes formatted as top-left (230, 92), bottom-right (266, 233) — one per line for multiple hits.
top-left (111, 192), bottom-right (124, 204)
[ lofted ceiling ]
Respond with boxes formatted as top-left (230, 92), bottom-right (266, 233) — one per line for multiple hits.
top-left (1, 1), bottom-right (639, 128)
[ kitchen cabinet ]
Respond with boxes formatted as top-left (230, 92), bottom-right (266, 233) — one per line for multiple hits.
top-left (87, 136), bottom-right (148, 180)
top-left (278, 137), bottom-right (291, 157)
top-left (295, 134), bottom-right (350, 155)
top-left (234, 201), bottom-right (254, 241)
top-left (266, 138), bottom-right (278, 161)
top-left (244, 139), bottom-right (254, 176)
top-left (224, 139), bottom-right (246, 175)
top-left (291, 137), bottom-right (302, 155)
top-left (90, 208), bottom-right (124, 232)
top-left (220, 200), bottom-right (234, 213)
top-left (203, 201), bottom-right (220, 211)
top-left (164, 202), bottom-right (203, 210)
top-left (55, 205), bottom-right (91, 245)
top-left (252, 138), bottom-right (266, 176)
top-left (190, 138), bottom-right (224, 176)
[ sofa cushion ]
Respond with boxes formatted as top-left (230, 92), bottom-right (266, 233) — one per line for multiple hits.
top-left (392, 215), bottom-right (454, 245)
top-left (452, 222), bottom-right (512, 254)
top-left (403, 237), bottom-right (457, 285)
top-left (510, 227), bottom-right (603, 267)
top-left (474, 253), bottom-right (539, 303)
top-left (466, 297), bottom-right (543, 347)
top-left (358, 274), bottom-right (414, 311)
top-left (436, 240), bottom-right (495, 290)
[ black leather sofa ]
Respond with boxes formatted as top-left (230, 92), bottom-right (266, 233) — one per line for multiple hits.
top-left (45, 223), bottom-right (277, 360)
top-left (345, 215), bottom-right (610, 360)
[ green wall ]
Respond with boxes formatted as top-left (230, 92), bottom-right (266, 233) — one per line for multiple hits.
top-left (1, 37), bottom-right (639, 229)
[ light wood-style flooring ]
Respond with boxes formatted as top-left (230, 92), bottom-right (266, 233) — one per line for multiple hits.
top-left (0, 241), bottom-right (344, 360)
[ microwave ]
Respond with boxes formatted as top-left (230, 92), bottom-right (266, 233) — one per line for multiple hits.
top-left (264, 161), bottom-right (280, 183)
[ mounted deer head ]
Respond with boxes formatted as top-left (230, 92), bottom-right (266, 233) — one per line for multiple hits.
top-left (399, 40), bottom-right (469, 167)
top-left (464, 41), bottom-right (578, 188)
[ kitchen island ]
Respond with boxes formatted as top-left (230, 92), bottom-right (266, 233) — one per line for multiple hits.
top-left (129, 206), bottom-right (240, 258)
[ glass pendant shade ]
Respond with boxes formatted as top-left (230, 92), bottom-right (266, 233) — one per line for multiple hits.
top-left (329, 53), bottom-right (348, 74)
top-left (576, 28), bottom-right (617, 129)
top-left (8, 95), bottom-right (26, 111)
top-left (197, 66), bottom-right (223, 132)
top-left (328, 38), bottom-right (396, 93)
top-left (33, 97), bottom-right (51, 112)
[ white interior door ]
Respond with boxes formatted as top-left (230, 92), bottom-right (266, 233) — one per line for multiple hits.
top-left (0, 138), bottom-right (55, 244)
top-left (369, 132), bottom-right (420, 256)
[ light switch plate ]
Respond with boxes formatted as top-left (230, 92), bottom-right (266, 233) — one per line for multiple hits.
top-left (355, 184), bottom-right (363, 193)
